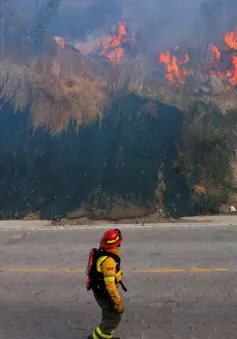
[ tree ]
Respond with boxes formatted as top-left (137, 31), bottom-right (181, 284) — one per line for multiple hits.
top-left (195, 0), bottom-right (224, 75)
top-left (0, 0), bottom-right (8, 55)
top-left (35, 0), bottom-right (41, 12)
top-left (31, 0), bottom-right (61, 55)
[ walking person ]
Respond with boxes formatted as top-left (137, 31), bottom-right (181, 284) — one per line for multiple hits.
top-left (86, 229), bottom-right (127, 339)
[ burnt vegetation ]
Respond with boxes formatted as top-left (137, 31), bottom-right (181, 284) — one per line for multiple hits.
top-left (0, 0), bottom-right (237, 220)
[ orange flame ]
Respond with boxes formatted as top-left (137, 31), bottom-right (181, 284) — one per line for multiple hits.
top-left (229, 55), bottom-right (237, 85)
top-left (160, 51), bottom-right (193, 84)
top-left (211, 45), bottom-right (220, 59)
top-left (180, 53), bottom-right (190, 64)
top-left (225, 27), bottom-right (237, 50)
top-left (54, 36), bottom-right (66, 48)
top-left (99, 21), bottom-right (134, 66)
top-left (54, 22), bottom-right (237, 90)
top-left (160, 26), bottom-right (237, 88)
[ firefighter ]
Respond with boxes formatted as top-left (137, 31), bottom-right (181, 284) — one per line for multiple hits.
top-left (87, 229), bottom-right (125, 339)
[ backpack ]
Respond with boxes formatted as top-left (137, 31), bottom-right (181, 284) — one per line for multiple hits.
top-left (86, 247), bottom-right (123, 291)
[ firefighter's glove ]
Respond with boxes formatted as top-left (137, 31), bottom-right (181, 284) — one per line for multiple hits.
top-left (115, 299), bottom-right (124, 314)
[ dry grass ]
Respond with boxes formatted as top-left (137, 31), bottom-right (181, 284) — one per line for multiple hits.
top-left (0, 58), bottom-right (107, 134)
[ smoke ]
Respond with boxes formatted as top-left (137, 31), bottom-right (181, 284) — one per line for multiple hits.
top-left (10, 0), bottom-right (204, 44)
top-left (53, 0), bottom-right (206, 50)
top-left (117, 0), bottom-right (205, 50)
top-left (54, 0), bottom-right (237, 52)
top-left (9, 0), bottom-right (35, 12)
top-left (48, 0), bottom-right (122, 40)
top-left (9, 0), bottom-right (237, 53)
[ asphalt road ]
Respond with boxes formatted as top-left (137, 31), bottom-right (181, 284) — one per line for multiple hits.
top-left (1, 223), bottom-right (237, 339)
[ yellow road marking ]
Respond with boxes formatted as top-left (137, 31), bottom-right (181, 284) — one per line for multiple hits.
top-left (9, 268), bottom-right (84, 273)
top-left (188, 268), bottom-right (211, 273)
top-left (5, 267), bottom-right (235, 273)
top-left (215, 268), bottom-right (229, 272)
top-left (133, 269), bottom-right (186, 273)
top-left (132, 268), bottom-right (230, 273)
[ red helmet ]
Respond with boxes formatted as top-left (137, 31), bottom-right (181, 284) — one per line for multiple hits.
top-left (100, 229), bottom-right (123, 249)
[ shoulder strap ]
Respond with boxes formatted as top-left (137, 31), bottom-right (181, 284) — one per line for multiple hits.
top-left (102, 250), bottom-right (120, 265)
top-left (96, 249), bottom-right (120, 263)
top-left (96, 255), bottom-right (109, 268)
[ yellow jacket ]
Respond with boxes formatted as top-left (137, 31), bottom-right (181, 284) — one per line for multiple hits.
top-left (96, 247), bottom-right (123, 304)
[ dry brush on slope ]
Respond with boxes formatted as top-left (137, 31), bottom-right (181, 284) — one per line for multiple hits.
top-left (0, 0), bottom-right (237, 220)
top-left (0, 58), bottom-right (107, 134)
top-left (0, 1), bottom-right (107, 134)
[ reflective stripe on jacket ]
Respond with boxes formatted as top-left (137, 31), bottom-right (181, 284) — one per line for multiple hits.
top-left (96, 252), bottom-right (122, 304)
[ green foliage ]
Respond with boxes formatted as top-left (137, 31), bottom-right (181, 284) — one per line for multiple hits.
top-left (179, 100), bottom-right (237, 214)
top-left (191, 190), bottom-right (221, 214)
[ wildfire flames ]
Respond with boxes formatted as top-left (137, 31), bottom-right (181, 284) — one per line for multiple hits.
top-left (160, 50), bottom-right (193, 85)
top-left (54, 21), bottom-right (135, 67)
top-left (98, 21), bottom-right (135, 66)
top-left (54, 36), bottom-right (66, 49)
top-left (54, 22), bottom-right (237, 90)
top-left (160, 26), bottom-right (237, 88)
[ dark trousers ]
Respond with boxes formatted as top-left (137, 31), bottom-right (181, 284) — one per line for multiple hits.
top-left (92, 290), bottom-right (121, 337)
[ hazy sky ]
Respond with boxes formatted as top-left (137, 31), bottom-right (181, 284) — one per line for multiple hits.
top-left (9, 0), bottom-right (237, 50)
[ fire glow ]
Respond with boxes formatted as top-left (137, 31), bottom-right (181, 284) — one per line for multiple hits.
top-left (54, 22), bottom-right (237, 90)
top-left (98, 21), bottom-right (135, 66)
top-left (159, 50), bottom-right (193, 85)
top-left (160, 26), bottom-right (237, 88)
